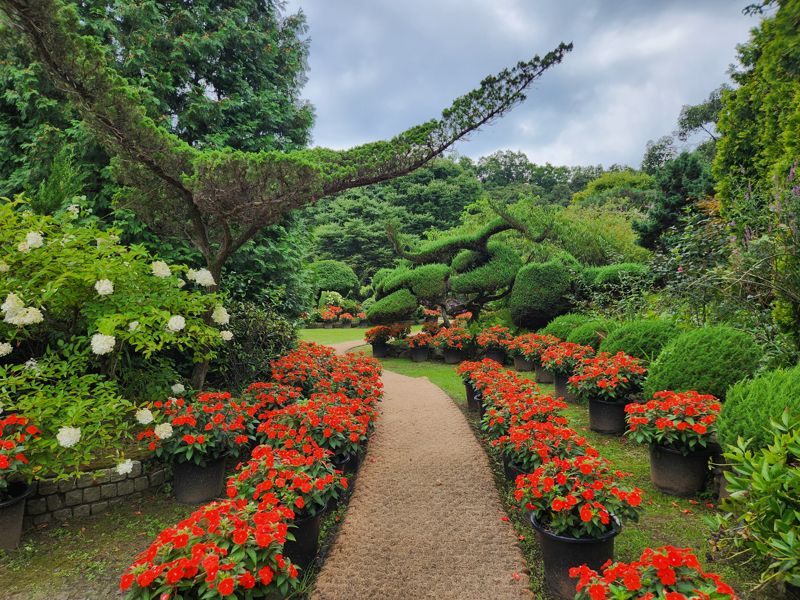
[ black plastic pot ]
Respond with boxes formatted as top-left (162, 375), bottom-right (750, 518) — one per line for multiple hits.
top-left (464, 381), bottom-right (481, 411)
top-left (0, 482), bottom-right (33, 550)
top-left (535, 363), bottom-right (554, 384)
top-left (284, 509), bottom-right (326, 569)
top-left (649, 444), bottom-right (712, 496)
top-left (513, 356), bottom-right (533, 372)
top-left (371, 341), bottom-right (389, 358)
top-left (443, 348), bottom-right (464, 364)
top-left (553, 373), bottom-right (578, 403)
top-left (530, 513), bottom-right (620, 599)
top-left (332, 451), bottom-right (361, 476)
top-left (501, 454), bottom-right (527, 482)
top-left (340, 321), bottom-right (352, 328)
top-left (589, 399), bottom-right (630, 435)
top-left (786, 583), bottom-right (800, 600)
top-left (172, 457), bottom-right (226, 504)
top-left (410, 347), bottom-right (430, 362)
top-left (323, 323), bottom-right (333, 329)
top-left (485, 349), bottom-right (506, 364)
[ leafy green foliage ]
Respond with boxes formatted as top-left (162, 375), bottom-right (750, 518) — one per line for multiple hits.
top-left (598, 319), bottom-right (680, 362)
top-left (381, 264), bottom-right (450, 301)
top-left (308, 260), bottom-right (359, 299)
top-left (365, 289), bottom-right (417, 325)
top-left (572, 170), bottom-right (658, 212)
top-left (565, 319), bottom-right (619, 350)
top-left (583, 263), bottom-right (650, 290)
top-left (643, 326), bottom-right (763, 399)
top-left (449, 241), bottom-right (521, 294)
top-left (508, 260), bottom-right (573, 329)
top-left (538, 313), bottom-right (596, 340)
top-left (718, 364), bottom-right (800, 451)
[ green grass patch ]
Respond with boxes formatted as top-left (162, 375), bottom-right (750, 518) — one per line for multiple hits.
top-left (299, 325), bottom-right (421, 345)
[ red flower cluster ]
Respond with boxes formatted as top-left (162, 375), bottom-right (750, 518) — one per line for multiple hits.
top-left (422, 308), bottom-right (440, 318)
top-left (625, 390), bottom-right (721, 453)
top-left (571, 545), bottom-right (738, 599)
top-left (363, 323), bottom-right (409, 344)
top-left (406, 332), bottom-right (433, 349)
top-left (453, 311), bottom-right (473, 322)
top-left (319, 304), bottom-right (342, 322)
top-left (475, 325), bottom-right (514, 350)
top-left (505, 333), bottom-right (561, 363)
top-left (338, 312), bottom-right (354, 323)
top-left (494, 419), bottom-right (599, 473)
top-left (0, 413), bottom-right (40, 499)
top-left (432, 325), bottom-right (473, 350)
top-left (540, 342), bottom-right (595, 376)
top-left (568, 352), bottom-right (647, 403)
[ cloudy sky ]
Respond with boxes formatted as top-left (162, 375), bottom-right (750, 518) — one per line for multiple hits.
top-left (283, 1), bottom-right (762, 169)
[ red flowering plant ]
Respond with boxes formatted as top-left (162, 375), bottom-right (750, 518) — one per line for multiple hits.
top-left (422, 307), bottom-right (440, 319)
top-left (481, 382), bottom-right (563, 441)
top-left (226, 443), bottom-right (347, 519)
top-left (406, 332), bottom-right (433, 349)
top-left (540, 341), bottom-right (595, 376)
top-left (432, 325), bottom-right (474, 351)
top-left (422, 320), bottom-right (441, 335)
top-left (568, 352), bottom-right (647, 403)
top-left (625, 390), bottom-right (721, 454)
top-left (475, 325), bottom-right (514, 351)
top-left (271, 342), bottom-right (336, 394)
top-left (338, 312), bottom-right (354, 324)
top-left (505, 333), bottom-right (561, 363)
top-left (364, 325), bottom-right (392, 344)
top-left (120, 497), bottom-right (299, 599)
top-left (514, 455), bottom-right (643, 539)
top-left (0, 413), bottom-right (40, 500)
top-left (571, 545), bottom-right (739, 600)
top-left (357, 311), bottom-right (366, 320)
top-left (320, 306), bottom-right (340, 322)
top-left (493, 420), bottom-right (599, 473)
top-left (138, 393), bottom-right (251, 466)
top-left (243, 382), bottom-right (303, 414)
top-left (452, 311), bottom-right (473, 323)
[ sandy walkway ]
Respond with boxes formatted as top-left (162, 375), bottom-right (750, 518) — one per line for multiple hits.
top-left (312, 354), bottom-right (531, 600)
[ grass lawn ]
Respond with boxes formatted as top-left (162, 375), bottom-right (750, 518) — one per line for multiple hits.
top-left (369, 353), bottom-right (766, 600)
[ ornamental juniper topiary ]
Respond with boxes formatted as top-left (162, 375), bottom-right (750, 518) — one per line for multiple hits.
top-left (308, 260), bottom-right (359, 299)
top-left (643, 326), bottom-right (763, 400)
top-left (509, 260), bottom-right (573, 329)
top-left (538, 313), bottom-right (594, 340)
top-left (598, 319), bottom-right (680, 362)
top-left (365, 289), bottom-right (417, 325)
top-left (566, 319), bottom-right (619, 350)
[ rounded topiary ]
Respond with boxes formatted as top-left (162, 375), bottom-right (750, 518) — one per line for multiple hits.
top-left (718, 365), bottom-right (800, 451)
top-left (538, 313), bottom-right (594, 340)
top-left (450, 241), bottom-right (521, 295)
top-left (566, 319), bottom-right (619, 350)
top-left (382, 264), bottom-right (450, 300)
top-left (583, 263), bottom-right (650, 289)
top-left (643, 326), bottom-right (763, 399)
top-left (509, 260), bottom-right (573, 329)
top-left (598, 319), bottom-right (679, 362)
top-left (309, 260), bottom-right (359, 298)
top-left (365, 289), bottom-right (417, 324)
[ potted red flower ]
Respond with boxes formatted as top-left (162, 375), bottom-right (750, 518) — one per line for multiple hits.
top-left (320, 305), bottom-right (340, 328)
top-left (0, 413), bottom-right (40, 549)
top-left (433, 325), bottom-right (474, 363)
top-left (571, 545), bottom-right (739, 600)
top-left (476, 325), bottom-right (513, 364)
top-left (338, 312), bottom-right (354, 328)
top-left (540, 342), bottom-right (595, 403)
top-left (456, 360), bottom-right (501, 411)
top-left (406, 331), bottom-right (433, 362)
top-left (364, 325), bottom-right (392, 357)
top-left (422, 307), bottom-right (440, 323)
top-left (514, 455), bottom-right (643, 599)
top-left (507, 333), bottom-right (561, 380)
top-left (625, 390), bottom-right (720, 496)
top-left (138, 393), bottom-right (252, 504)
top-left (568, 352), bottom-right (647, 435)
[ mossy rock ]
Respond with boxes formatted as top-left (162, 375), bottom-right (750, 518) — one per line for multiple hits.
top-left (598, 319), bottom-right (679, 362)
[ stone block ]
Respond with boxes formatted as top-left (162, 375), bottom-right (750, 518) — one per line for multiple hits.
top-left (33, 513), bottom-right (53, 526)
top-left (83, 486), bottom-right (101, 503)
top-left (134, 476), bottom-right (149, 492)
top-left (149, 469), bottom-right (166, 487)
top-left (53, 508), bottom-right (72, 522)
top-left (100, 483), bottom-right (117, 499)
top-left (129, 461), bottom-right (143, 478)
top-left (90, 501), bottom-right (108, 515)
top-left (64, 489), bottom-right (83, 507)
top-left (37, 480), bottom-right (58, 495)
top-left (72, 504), bottom-right (91, 519)
top-left (93, 469), bottom-right (112, 485)
top-left (76, 473), bottom-right (96, 489)
top-left (25, 497), bottom-right (47, 516)
top-left (108, 497), bottom-right (124, 508)
top-left (46, 494), bottom-right (64, 512)
top-left (117, 479), bottom-right (135, 496)
top-left (57, 479), bottom-right (76, 493)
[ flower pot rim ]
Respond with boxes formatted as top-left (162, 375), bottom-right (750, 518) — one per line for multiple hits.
top-left (173, 454), bottom-right (228, 468)
top-left (0, 481), bottom-right (34, 509)
top-left (529, 512), bottom-right (621, 543)
top-left (293, 505), bottom-right (328, 525)
top-left (650, 442), bottom-right (714, 457)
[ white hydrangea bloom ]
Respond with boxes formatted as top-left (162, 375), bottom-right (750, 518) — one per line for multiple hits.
top-left (94, 279), bottom-right (114, 296)
top-left (128, 321), bottom-right (139, 332)
top-left (154, 422), bottom-right (173, 440)
top-left (96, 234), bottom-right (119, 247)
top-left (135, 408), bottom-right (154, 425)
top-left (24, 358), bottom-right (38, 370)
top-left (1, 293), bottom-right (24, 317)
top-left (0, 262), bottom-right (9, 273)
top-left (176, 278), bottom-right (186, 288)
top-left (166, 315), bottom-right (186, 332)
top-left (0, 342), bottom-right (11, 357)
top-left (211, 305), bottom-right (230, 325)
top-left (150, 261), bottom-right (171, 278)
top-left (187, 268), bottom-right (215, 287)
top-left (5, 307), bottom-right (44, 326)
top-left (25, 232), bottom-right (44, 249)
top-left (171, 383), bottom-right (185, 395)
top-left (116, 459), bottom-right (134, 475)
top-left (56, 426), bottom-right (81, 448)
top-left (17, 241), bottom-right (29, 253)
top-left (66, 204), bottom-right (80, 217)
top-left (220, 330), bottom-right (234, 341)
top-left (90, 333), bottom-right (116, 355)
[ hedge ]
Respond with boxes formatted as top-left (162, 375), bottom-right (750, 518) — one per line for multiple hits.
top-left (598, 319), bottom-right (679, 362)
top-left (566, 319), bottom-right (619, 350)
top-left (449, 241), bottom-right (521, 295)
top-left (718, 365), bottom-right (800, 451)
top-left (365, 288), bottom-right (417, 324)
top-left (309, 260), bottom-right (359, 298)
top-left (509, 260), bottom-right (573, 329)
top-left (643, 326), bottom-right (763, 399)
top-left (583, 262), bottom-right (650, 289)
top-left (538, 313), bottom-right (594, 340)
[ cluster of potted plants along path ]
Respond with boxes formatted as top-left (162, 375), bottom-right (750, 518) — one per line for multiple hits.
top-left (458, 353), bottom-right (735, 600)
top-left (113, 342), bottom-right (382, 598)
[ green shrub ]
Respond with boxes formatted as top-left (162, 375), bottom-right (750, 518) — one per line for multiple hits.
top-left (509, 260), bottom-right (574, 329)
top-left (583, 263), bottom-right (650, 289)
top-left (598, 319), bottom-right (679, 361)
top-left (718, 365), bottom-right (800, 451)
top-left (366, 289), bottom-right (417, 324)
top-left (450, 242), bottom-right (521, 294)
top-left (381, 264), bottom-right (450, 300)
top-left (566, 319), bottom-right (619, 350)
top-left (451, 249), bottom-right (481, 273)
top-left (538, 313), bottom-right (595, 340)
top-left (308, 260), bottom-right (359, 298)
top-left (644, 326), bottom-right (763, 399)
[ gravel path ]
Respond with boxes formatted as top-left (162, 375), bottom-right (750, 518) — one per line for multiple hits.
top-left (312, 348), bottom-right (531, 600)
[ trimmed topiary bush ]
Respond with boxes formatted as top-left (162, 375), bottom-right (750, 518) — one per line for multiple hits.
top-left (718, 365), bottom-right (800, 451)
top-left (450, 241), bottom-right (521, 294)
top-left (566, 319), bottom-right (619, 350)
top-left (366, 289), bottom-right (417, 324)
top-left (309, 260), bottom-right (359, 298)
top-left (583, 263), bottom-right (650, 289)
top-left (381, 264), bottom-right (450, 300)
top-left (509, 260), bottom-right (573, 329)
top-left (598, 319), bottom-right (679, 362)
top-left (538, 313), bottom-right (594, 340)
top-left (643, 326), bottom-right (763, 399)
